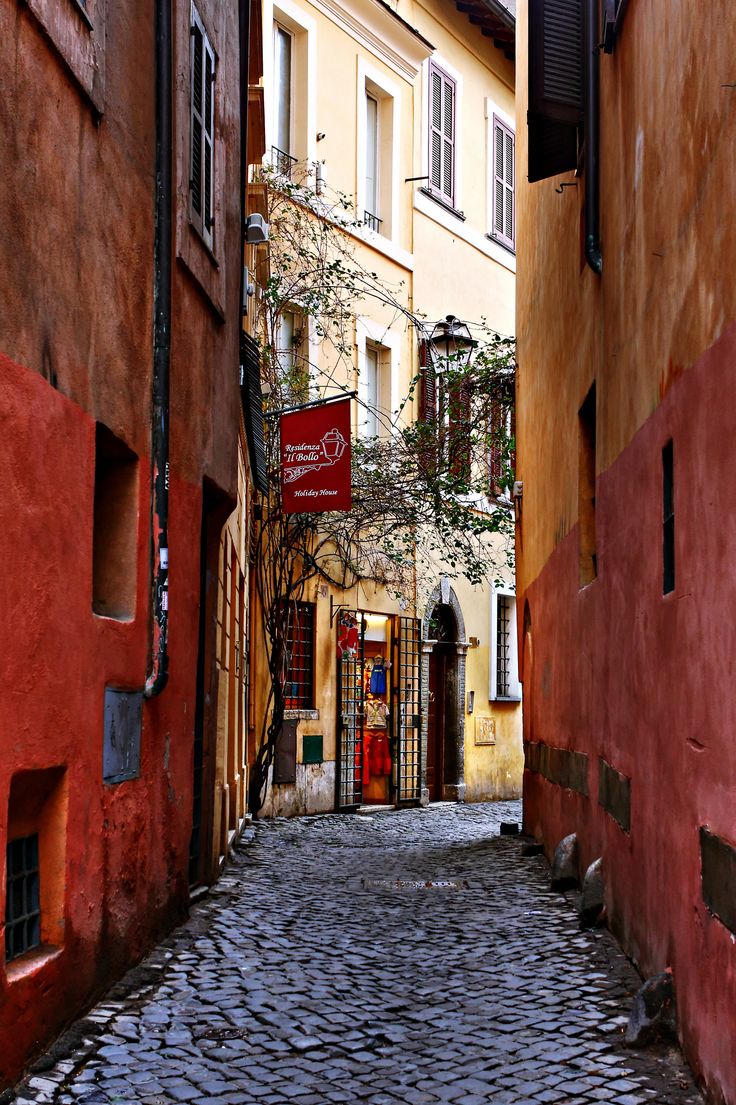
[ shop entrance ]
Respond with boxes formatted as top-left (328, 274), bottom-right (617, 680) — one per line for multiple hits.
top-left (336, 611), bottom-right (421, 809)
top-left (426, 603), bottom-right (460, 802)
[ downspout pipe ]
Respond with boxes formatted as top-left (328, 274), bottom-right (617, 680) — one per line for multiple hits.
top-left (584, 0), bottom-right (603, 275)
top-left (145, 0), bottom-right (172, 698)
top-left (238, 0), bottom-right (251, 347)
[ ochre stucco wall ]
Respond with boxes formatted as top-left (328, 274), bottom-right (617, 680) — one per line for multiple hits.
top-left (516, 2), bottom-right (736, 1101)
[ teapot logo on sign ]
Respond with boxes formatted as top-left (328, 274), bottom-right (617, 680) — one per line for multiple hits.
top-left (282, 428), bottom-right (348, 484)
top-left (280, 397), bottom-right (352, 513)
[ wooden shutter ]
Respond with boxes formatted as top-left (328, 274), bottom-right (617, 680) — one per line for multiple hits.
top-left (417, 340), bottom-right (437, 474)
top-left (190, 14), bottom-right (204, 219)
top-left (449, 379), bottom-right (472, 481)
top-left (492, 117), bottom-right (515, 250)
top-left (240, 333), bottom-right (269, 493)
top-left (527, 0), bottom-right (583, 183)
top-left (203, 37), bottom-right (215, 239)
top-left (429, 62), bottom-right (456, 205)
top-left (190, 4), bottom-right (215, 247)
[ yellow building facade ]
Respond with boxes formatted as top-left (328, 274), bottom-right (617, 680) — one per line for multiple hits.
top-left (250, 0), bottom-right (522, 815)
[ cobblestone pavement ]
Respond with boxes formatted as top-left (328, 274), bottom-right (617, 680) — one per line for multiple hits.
top-left (13, 802), bottom-right (704, 1105)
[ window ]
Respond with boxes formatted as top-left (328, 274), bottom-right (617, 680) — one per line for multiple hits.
top-left (428, 62), bottom-right (456, 206)
top-left (578, 383), bottom-right (597, 587)
top-left (5, 768), bottom-right (67, 968)
top-left (5, 835), bottom-right (41, 963)
top-left (663, 440), bottom-right (675, 594)
top-left (93, 424), bottom-right (139, 620)
top-left (273, 24), bottom-right (296, 176)
top-left (190, 3), bottom-right (216, 248)
top-left (276, 309), bottom-right (308, 401)
top-left (23, 0), bottom-right (105, 114)
top-left (488, 399), bottom-right (515, 496)
top-left (418, 346), bottom-right (471, 480)
top-left (490, 590), bottom-right (521, 701)
top-left (284, 602), bottom-right (315, 709)
top-left (365, 93), bottom-right (380, 230)
top-left (527, 0), bottom-right (583, 183)
top-left (360, 344), bottom-right (392, 439)
top-left (492, 116), bottom-right (515, 251)
top-left (357, 63), bottom-right (400, 241)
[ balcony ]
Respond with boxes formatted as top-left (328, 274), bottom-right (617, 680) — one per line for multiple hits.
top-left (272, 145), bottom-right (297, 179)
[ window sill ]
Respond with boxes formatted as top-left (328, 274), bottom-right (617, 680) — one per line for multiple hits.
top-left (70, 0), bottom-right (94, 31)
top-left (419, 188), bottom-right (466, 221)
top-left (491, 696), bottom-right (522, 704)
top-left (486, 233), bottom-right (515, 257)
top-left (5, 944), bottom-right (63, 984)
top-left (284, 709), bottom-right (319, 721)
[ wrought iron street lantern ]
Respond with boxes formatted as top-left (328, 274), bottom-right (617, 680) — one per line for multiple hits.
top-left (427, 314), bottom-right (477, 373)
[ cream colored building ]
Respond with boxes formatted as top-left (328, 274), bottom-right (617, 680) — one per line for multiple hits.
top-left (252, 0), bottom-right (521, 814)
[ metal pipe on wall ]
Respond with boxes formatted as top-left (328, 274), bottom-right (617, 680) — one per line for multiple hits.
top-left (584, 0), bottom-right (603, 275)
top-left (145, 0), bottom-right (172, 698)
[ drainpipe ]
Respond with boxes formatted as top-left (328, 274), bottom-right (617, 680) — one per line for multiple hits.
top-left (239, 0), bottom-right (251, 342)
top-left (145, 0), bottom-right (172, 698)
top-left (584, 0), bottom-right (603, 275)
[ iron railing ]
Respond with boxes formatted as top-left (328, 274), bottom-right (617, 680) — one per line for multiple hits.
top-left (363, 209), bottom-right (383, 232)
top-left (272, 145), bottom-right (298, 178)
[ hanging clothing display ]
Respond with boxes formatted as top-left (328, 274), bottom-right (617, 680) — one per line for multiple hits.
top-left (369, 656), bottom-right (387, 695)
top-left (337, 612), bottom-right (359, 658)
top-left (362, 730), bottom-right (392, 785)
top-left (364, 698), bottom-right (389, 729)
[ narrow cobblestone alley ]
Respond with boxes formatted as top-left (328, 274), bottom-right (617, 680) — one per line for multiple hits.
top-left (12, 804), bottom-right (703, 1105)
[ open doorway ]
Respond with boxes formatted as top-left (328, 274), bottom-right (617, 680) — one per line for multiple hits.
top-left (426, 602), bottom-right (460, 801)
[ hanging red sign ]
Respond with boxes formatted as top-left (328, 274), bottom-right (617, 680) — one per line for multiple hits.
top-left (280, 398), bottom-right (352, 513)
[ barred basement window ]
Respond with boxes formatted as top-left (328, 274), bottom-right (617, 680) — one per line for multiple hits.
top-left (284, 602), bottom-right (315, 709)
top-left (5, 834), bottom-right (41, 962)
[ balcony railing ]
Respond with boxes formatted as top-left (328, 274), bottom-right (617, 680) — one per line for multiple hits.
top-left (363, 209), bottom-right (383, 233)
top-left (272, 145), bottom-right (298, 178)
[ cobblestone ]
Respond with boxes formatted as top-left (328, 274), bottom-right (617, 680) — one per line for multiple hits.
top-left (12, 802), bottom-right (703, 1104)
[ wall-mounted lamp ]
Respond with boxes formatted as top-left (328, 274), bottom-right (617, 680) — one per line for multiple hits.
top-left (245, 213), bottom-right (269, 244)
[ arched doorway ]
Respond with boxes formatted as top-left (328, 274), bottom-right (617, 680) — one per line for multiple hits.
top-left (426, 602), bottom-right (460, 802)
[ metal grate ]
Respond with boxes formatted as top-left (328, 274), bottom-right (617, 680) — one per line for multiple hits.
top-left (5, 834), bottom-right (41, 962)
top-left (272, 145), bottom-right (297, 178)
top-left (496, 595), bottom-right (511, 697)
top-left (284, 602), bottom-right (315, 709)
top-left (363, 210), bottom-right (382, 232)
top-left (394, 616), bottom-right (421, 804)
top-left (337, 624), bottom-right (364, 809)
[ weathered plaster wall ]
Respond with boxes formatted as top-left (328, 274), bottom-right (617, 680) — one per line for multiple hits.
top-left (0, 358), bottom-right (200, 1086)
top-left (0, 0), bottom-right (243, 1082)
top-left (516, 2), bottom-right (736, 1100)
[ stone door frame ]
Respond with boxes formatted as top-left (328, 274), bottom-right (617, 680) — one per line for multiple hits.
top-left (420, 578), bottom-right (469, 804)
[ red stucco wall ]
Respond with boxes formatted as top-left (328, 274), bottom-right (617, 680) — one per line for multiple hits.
top-left (0, 356), bottom-right (204, 1086)
top-left (0, 0), bottom-right (242, 1084)
top-left (522, 324), bottom-right (736, 1105)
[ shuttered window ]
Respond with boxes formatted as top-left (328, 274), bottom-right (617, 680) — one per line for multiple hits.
top-left (428, 62), bottom-right (456, 206)
top-left (190, 4), bottom-right (216, 248)
top-left (492, 117), bottom-right (515, 250)
top-left (527, 0), bottom-right (583, 183)
top-left (240, 333), bottom-right (269, 493)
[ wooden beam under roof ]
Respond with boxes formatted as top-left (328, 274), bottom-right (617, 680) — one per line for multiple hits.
top-left (454, 0), bottom-right (515, 60)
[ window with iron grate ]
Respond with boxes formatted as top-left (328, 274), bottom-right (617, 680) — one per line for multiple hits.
top-left (283, 601), bottom-right (315, 709)
top-left (490, 589), bottom-right (521, 701)
top-left (5, 834), bottom-right (41, 962)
